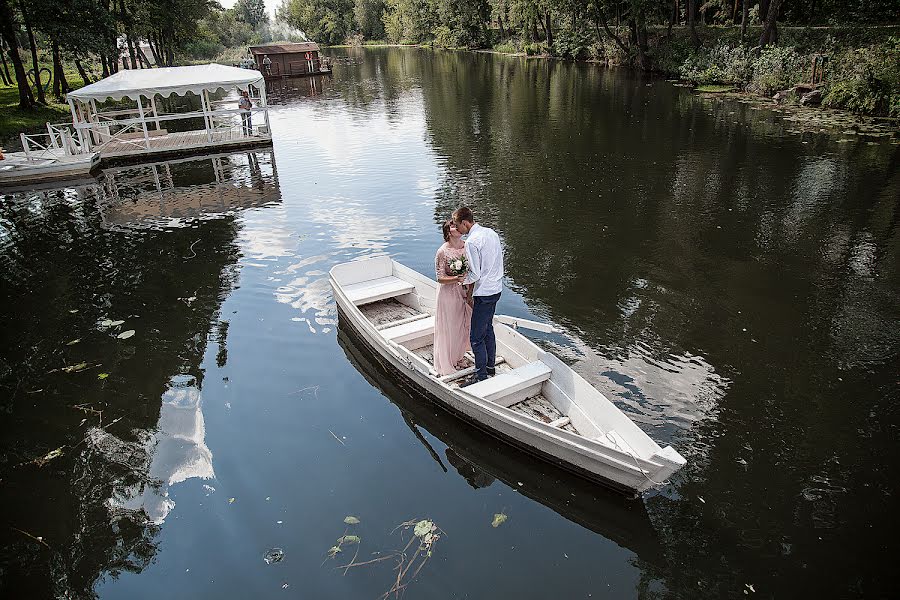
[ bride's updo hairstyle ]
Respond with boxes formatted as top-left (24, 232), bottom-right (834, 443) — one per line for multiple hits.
top-left (442, 219), bottom-right (453, 242)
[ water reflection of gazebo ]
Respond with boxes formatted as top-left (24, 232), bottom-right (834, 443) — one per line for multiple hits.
top-left (98, 150), bottom-right (281, 227)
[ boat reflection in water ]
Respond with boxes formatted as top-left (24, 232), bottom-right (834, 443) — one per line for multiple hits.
top-left (337, 320), bottom-right (665, 567)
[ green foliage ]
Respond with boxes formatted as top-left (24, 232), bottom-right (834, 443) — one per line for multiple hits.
top-left (823, 37), bottom-right (900, 116)
top-left (382, 0), bottom-right (437, 43)
top-left (552, 27), bottom-right (592, 60)
top-left (493, 41), bottom-right (517, 53)
top-left (523, 41), bottom-right (547, 55)
top-left (234, 0), bottom-right (268, 27)
top-left (280, 0), bottom-right (356, 45)
top-left (748, 45), bottom-right (806, 94)
top-left (355, 0), bottom-right (386, 39)
top-left (432, 25), bottom-right (460, 47)
top-left (680, 44), bottom-right (754, 86)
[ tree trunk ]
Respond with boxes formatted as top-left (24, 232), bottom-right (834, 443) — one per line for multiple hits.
top-left (498, 15), bottom-right (506, 40)
top-left (51, 40), bottom-right (69, 99)
top-left (545, 12), bottom-right (553, 49)
top-left (0, 0), bottom-right (34, 108)
top-left (759, 0), bottom-right (784, 46)
top-left (127, 36), bottom-right (138, 69)
top-left (629, 18), bottom-right (649, 71)
top-left (0, 40), bottom-right (10, 85)
top-left (101, 54), bottom-right (109, 77)
top-left (20, 1), bottom-right (47, 104)
top-left (688, 0), bottom-right (699, 48)
top-left (147, 37), bottom-right (160, 66)
top-left (593, 6), bottom-right (630, 59)
top-left (74, 57), bottom-right (91, 86)
top-left (137, 45), bottom-right (152, 69)
top-left (741, 0), bottom-right (749, 40)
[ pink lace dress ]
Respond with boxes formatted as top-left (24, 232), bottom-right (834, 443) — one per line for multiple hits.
top-left (433, 243), bottom-right (472, 376)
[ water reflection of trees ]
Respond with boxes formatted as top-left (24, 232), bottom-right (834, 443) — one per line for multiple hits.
top-left (415, 53), bottom-right (900, 596)
top-left (0, 150), bottom-right (281, 597)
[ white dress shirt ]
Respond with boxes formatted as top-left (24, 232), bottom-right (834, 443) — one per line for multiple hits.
top-left (463, 223), bottom-right (504, 296)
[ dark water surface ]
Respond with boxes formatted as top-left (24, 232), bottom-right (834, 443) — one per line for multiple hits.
top-left (1, 48), bottom-right (898, 598)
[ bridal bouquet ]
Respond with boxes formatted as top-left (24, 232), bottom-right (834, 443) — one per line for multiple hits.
top-left (447, 255), bottom-right (468, 277)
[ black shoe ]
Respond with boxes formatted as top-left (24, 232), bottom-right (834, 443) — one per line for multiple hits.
top-left (486, 367), bottom-right (496, 377)
top-left (459, 375), bottom-right (485, 388)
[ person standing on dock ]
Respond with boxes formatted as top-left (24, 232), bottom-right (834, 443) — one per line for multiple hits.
top-left (262, 55), bottom-right (272, 75)
top-left (239, 91), bottom-right (253, 136)
top-left (453, 206), bottom-right (504, 383)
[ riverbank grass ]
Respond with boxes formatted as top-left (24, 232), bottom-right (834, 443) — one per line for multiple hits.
top-left (0, 84), bottom-right (75, 151)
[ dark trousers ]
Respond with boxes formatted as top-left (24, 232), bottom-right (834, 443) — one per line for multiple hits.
top-left (470, 292), bottom-right (501, 381)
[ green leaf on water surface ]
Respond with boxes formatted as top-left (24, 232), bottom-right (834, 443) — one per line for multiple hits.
top-left (343, 516), bottom-right (360, 525)
top-left (63, 362), bottom-right (88, 373)
top-left (414, 520), bottom-right (435, 538)
top-left (491, 513), bottom-right (508, 528)
top-left (327, 546), bottom-right (342, 557)
top-left (228, 497), bottom-right (235, 504)
top-left (66, 339), bottom-right (81, 346)
top-left (337, 535), bottom-right (360, 545)
top-left (117, 330), bottom-right (135, 339)
top-left (98, 373), bottom-right (109, 380)
top-left (69, 309), bottom-right (79, 313)
top-left (100, 319), bottom-right (114, 327)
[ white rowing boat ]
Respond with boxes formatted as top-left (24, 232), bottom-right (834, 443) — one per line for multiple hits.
top-left (329, 256), bottom-right (686, 494)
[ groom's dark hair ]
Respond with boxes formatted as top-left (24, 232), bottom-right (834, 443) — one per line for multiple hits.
top-left (453, 206), bottom-right (474, 224)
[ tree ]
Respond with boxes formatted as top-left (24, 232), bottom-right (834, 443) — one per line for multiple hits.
top-left (235, 0), bottom-right (267, 27)
top-left (279, 0), bottom-right (355, 44)
top-left (759, 0), bottom-right (785, 46)
top-left (354, 0), bottom-right (386, 39)
top-left (0, 0), bottom-right (34, 108)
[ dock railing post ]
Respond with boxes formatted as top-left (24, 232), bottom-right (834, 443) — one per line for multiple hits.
top-left (150, 94), bottom-right (161, 131)
top-left (68, 98), bottom-right (89, 152)
top-left (137, 94), bottom-right (150, 149)
top-left (201, 89), bottom-right (213, 143)
top-left (20, 133), bottom-right (31, 161)
top-left (258, 84), bottom-right (270, 137)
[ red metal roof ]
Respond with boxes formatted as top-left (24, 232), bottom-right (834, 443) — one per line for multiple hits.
top-left (249, 42), bottom-right (320, 55)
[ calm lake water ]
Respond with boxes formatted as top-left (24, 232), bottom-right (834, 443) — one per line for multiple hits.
top-left (1, 48), bottom-right (898, 598)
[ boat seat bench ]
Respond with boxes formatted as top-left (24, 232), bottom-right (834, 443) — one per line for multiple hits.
top-left (381, 316), bottom-right (435, 344)
top-left (345, 276), bottom-right (415, 306)
top-left (463, 361), bottom-right (552, 407)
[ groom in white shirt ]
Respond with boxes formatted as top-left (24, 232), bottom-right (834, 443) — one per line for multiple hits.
top-left (453, 206), bottom-right (504, 383)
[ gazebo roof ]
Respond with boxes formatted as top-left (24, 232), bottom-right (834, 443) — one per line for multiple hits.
top-left (69, 64), bottom-right (264, 101)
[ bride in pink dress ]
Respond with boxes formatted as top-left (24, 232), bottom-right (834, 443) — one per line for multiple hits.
top-left (433, 219), bottom-right (472, 376)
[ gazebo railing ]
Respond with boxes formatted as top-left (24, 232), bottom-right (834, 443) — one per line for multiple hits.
top-left (19, 124), bottom-right (83, 162)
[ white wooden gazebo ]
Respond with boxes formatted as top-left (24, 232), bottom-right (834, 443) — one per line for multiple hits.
top-left (66, 64), bottom-right (271, 158)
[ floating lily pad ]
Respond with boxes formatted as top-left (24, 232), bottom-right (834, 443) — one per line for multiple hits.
top-left (343, 516), bottom-right (360, 525)
top-left (263, 548), bottom-right (284, 564)
top-left (117, 330), bottom-right (135, 339)
top-left (63, 362), bottom-right (88, 373)
top-left (492, 512), bottom-right (508, 528)
top-left (414, 519), bottom-right (435, 537)
top-left (98, 373), bottom-right (109, 380)
top-left (338, 535), bottom-right (360, 545)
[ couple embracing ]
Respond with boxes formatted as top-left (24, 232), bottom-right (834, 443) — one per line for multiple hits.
top-left (433, 206), bottom-right (504, 385)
